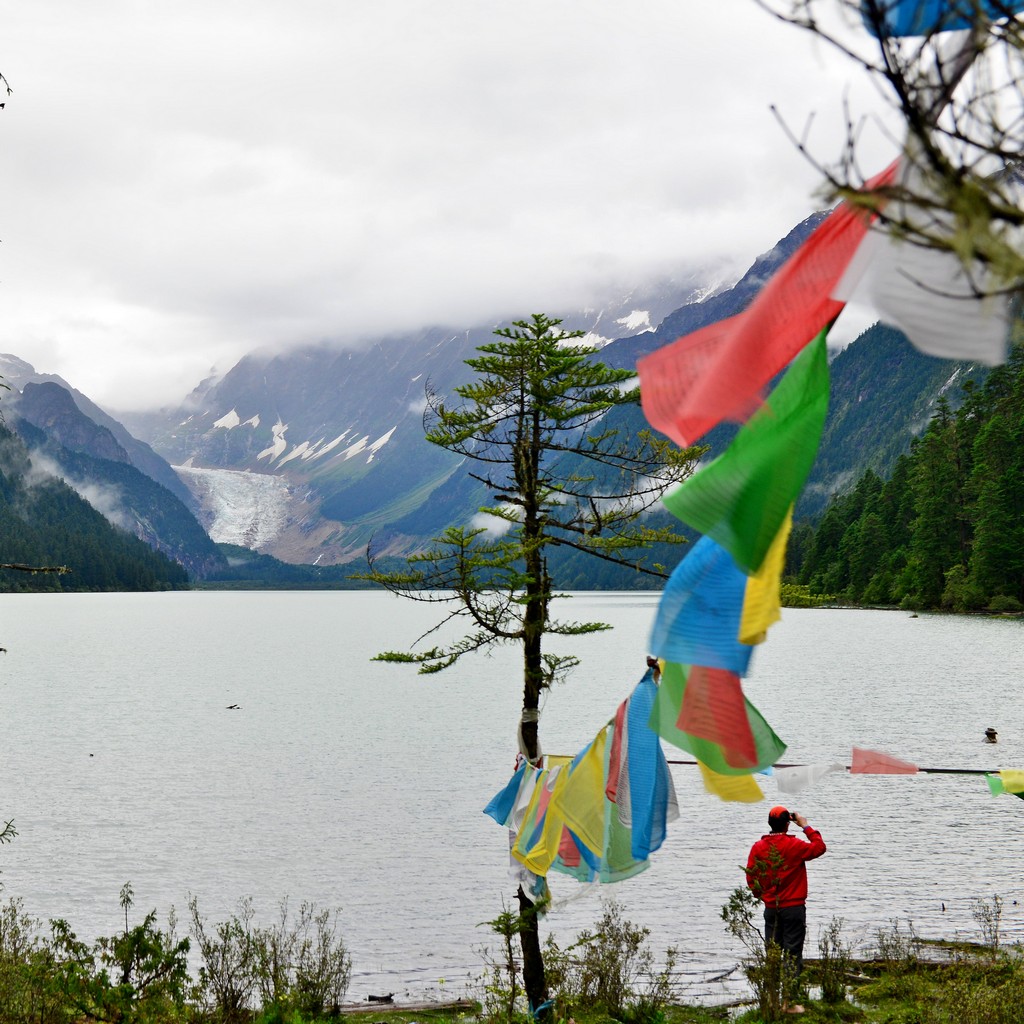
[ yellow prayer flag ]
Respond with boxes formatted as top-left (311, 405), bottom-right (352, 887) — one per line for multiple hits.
top-left (513, 765), bottom-right (571, 876)
top-left (555, 726), bottom-right (610, 856)
top-left (999, 769), bottom-right (1024, 794)
top-left (739, 506), bottom-right (793, 645)
top-left (698, 760), bottom-right (764, 803)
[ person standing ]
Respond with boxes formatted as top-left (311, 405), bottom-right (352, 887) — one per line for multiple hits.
top-left (746, 805), bottom-right (827, 1003)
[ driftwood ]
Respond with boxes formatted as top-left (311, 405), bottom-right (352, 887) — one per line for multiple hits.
top-left (339, 998), bottom-right (477, 1015)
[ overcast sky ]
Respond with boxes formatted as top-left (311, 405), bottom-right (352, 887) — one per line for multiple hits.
top-left (0, 2), bottom-right (899, 411)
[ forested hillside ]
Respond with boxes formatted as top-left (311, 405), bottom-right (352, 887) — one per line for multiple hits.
top-left (789, 345), bottom-right (1024, 612)
top-left (0, 425), bottom-right (188, 592)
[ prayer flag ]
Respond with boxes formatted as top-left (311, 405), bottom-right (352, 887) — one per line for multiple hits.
top-left (650, 660), bottom-right (786, 774)
top-left (834, 141), bottom-right (1012, 367)
top-left (774, 762), bottom-right (846, 795)
top-left (662, 331), bottom-right (829, 574)
top-left (637, 162), bottom-right (897, 447)
top-left (514, 764), bottom-right (571, 875)
top-left (863, 0), bottom-right (1024, 37)
top-left (648, 535), bottom-right (754, 675)
top-left (698, 761), bottom-right (764, 802)
top-left (998, 769), bottom-right (1024, 796)
top-left (606, 699), bottom-right (628, 803)
top-left (483, 759), bottom-right (528, 826)
top-left (740, 507), bottom-right (793, 645)
top-left (558, 728), bottom-right (610, 855)
top-left (626, 668), bottom-right (677, 859)
top-left (850, 746), bottom-right (919, 774)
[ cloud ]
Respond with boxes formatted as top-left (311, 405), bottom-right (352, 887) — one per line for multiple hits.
top-left (0, 1), bottom-right (901, 411)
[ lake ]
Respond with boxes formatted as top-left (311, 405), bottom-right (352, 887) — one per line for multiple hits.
top-left (0, 591), bottom-right (1023, 1006)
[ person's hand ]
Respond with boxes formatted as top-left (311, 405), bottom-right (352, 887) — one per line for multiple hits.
top-left (793, 812), bottom-right (808, 829)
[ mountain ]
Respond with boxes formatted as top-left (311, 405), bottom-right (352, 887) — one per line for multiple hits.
top-left (116, 278), bottom-right (729, 566)
top-left (0, 354), bottom-right (198, 510)
top-left (0, 421), bottom-right (188, 591)
top-left (110, 208), bottom-right (983, 582)
top-left (3, 378), bottom-right (226, 579)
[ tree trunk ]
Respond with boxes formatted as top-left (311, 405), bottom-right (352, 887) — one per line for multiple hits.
top-left (517, 885), bottom-right (549, 1019)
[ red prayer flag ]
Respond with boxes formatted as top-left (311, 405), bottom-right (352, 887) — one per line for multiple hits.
top-left (850, 746), bottom-right (919, 775)
top-left (558, 825), bottom-right (582, 867)
top-left (677, 665), bottom-right (759, 770)
top-left (605, 698), bottom-right (628, 803)
top-left (638, 161), bottom-right (898, 446)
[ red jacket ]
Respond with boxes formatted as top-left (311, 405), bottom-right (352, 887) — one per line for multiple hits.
top-left (746, 826), bottom-right (826, 908)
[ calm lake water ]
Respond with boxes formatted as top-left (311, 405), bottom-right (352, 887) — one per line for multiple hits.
top-left (1, 591), bottom-right (1023, 1006)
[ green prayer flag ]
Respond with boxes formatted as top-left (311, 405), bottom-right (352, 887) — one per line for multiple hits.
top-left (662, 329), bottom-right (829, 573)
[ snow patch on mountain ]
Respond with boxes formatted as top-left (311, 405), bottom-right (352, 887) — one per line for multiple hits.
top-left (306, 431), bottom-right (350, 460)
top-left (616, 309), bottom-right (653, 332)
top-left (213, 409), bottom-right (241, 429)
top-left (175, 465), bottom-right (291, 547)
top-left (340, 435), bottom-right (370, 461)
top-left (212, 409), bottom-right (261, 430)
top-left (366, 426), bottom-right (396, 463)
top-left (334, 426), bottom-right (396, 464)
top-left (257, 420), bottom-right (288, 461)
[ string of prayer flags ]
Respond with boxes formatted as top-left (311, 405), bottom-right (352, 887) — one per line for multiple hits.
top-left (774, 762), bottom-right (847, 795)
top-left (698, 761), bottom-right (764, 803)
top-left (661, 329), bottom-right (830, 574)
top-left (648, 536), bottom-right (754, 675)
top-left (637, 162), bottom-right (897, 448)
top-left (649, 660), bottom-right (786, 775)
top-left (484, 670), bottom-right (678, 884)
top-left (863, 0), bottom-right (1024, 38)
top-left (850, 746), bottom-right (920, 774)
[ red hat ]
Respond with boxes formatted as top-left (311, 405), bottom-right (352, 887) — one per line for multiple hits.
top-left (768, 805), bottom-right (790, 822)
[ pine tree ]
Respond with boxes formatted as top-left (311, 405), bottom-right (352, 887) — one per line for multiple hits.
top-left (362, 314), bottom-right (702, 1014)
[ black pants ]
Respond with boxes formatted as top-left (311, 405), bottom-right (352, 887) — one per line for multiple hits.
top-left (763, 903), bottom-right (807, 975)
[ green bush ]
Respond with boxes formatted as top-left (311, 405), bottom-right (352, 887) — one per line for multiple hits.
top-left (483, 900), bottom-right (676, 1024)
top-left (189, 895), bottom-right (259, 1023)
top-left (816, 916), bottom-right (853, 1004)
top-left (721, 886), bottom-right (795, 1022)
top-left (47, 908), bottom-right (191, 1024)
top-left (253, 899), bottom-right (352, 1018)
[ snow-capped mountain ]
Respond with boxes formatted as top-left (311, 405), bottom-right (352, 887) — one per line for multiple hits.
top-left (119, 275), bottom-right (728, 565)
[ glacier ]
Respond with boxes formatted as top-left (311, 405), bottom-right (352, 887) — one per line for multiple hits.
top-left (175, 465), bottom-right (292, 547)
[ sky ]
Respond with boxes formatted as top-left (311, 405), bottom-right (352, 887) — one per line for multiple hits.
top-left (0, 1), bottom-right (900, 412)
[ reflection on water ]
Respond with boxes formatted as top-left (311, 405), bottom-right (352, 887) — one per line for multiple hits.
top-left (0, 592), bottom-right (1023, 1005)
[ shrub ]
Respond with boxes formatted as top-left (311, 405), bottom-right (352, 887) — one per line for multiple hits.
top-left (816, 916), bottom-right (852, 1004)
top-left (971, 894), bottom-right (1002, 953)
top-left (252, 899), bottom-right (352, 1018)
top-left (0, 898), bottom-right (46, 1024)
top-left (47, 906), bottom-right (191, 1024)
top-left (189, 895), bottom-right (259, 1023)
top-left (989, 594), bottom-right (1023, 613)
top-left (478, 904), bottom-right (530, 1024)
